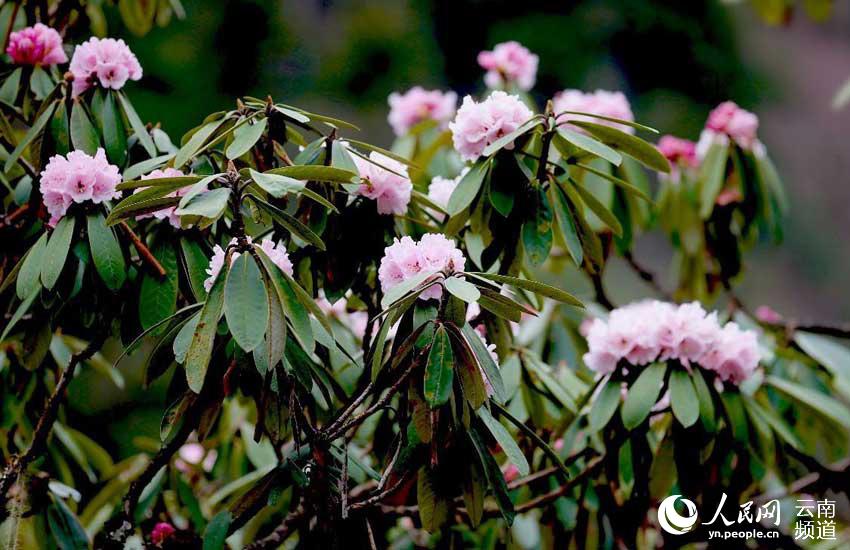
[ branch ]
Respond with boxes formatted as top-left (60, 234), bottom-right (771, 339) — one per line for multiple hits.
top-left (622, 251), bottom-right (671, 300)
top-left (118, 222), bottom-right (167, 279)
top-left (243, 504), bottom-right (307, 550)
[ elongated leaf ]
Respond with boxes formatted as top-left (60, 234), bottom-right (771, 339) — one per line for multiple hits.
top-left (227, 117), bottom-right (267, 159)
top-left (253, 197), bottom-right (326, 251)
top-left (17, 233), bottom-right (48, 300)
top-left (417, 468), bottom-right (448, 532)
top-left (621, 363), bottom-right (666, 429)
top-left (203, 511), bottom-right (232, 550)
top-left (254, 248), bottom-right (315, 354)
top-left (174, 188), bottom-right (230, 219)
top-left (692, 368), bottom-right (716, 431)
top-left (224, 253), bottom-right (269, 352)
top-left (766, 376), bottom-right (850, 428)
top-left (743, 396), bottom-right (801, 450)
top-left (345, 138), bottom-right (419, 167)
top-left (102, 91), bottom-right (127, 166)
top-left (461, 323), bottom-right (506, 402)
top-left (557, 129), bottom-right (622, 166)
top-left (118, 91), bottom-right (156, 157)
top-left (249, 169), bottom-right (337, 212)
top-left (444, 277), bottom-right (480, 304)
top-left (570, 121), bottom-right (670, 173)
top-left (589, 377), bottom-right (621, 431)
top-left (5, 101), bottom-right (56, 173)
top-left (424, 325), bottom-right (454, 406)
top-left (447, 160), bottom-right (489, 215)
top-left (87, 212), bottom-right (126, 290)
top-left (0, 67), bottom-right (21, 106)
top-left (478, 407), bottom-right (529, 475)
top-left (174, 118), bottom-right (225, 168)
top-left (557, 110), bottom-right (659, 134)
top-left (0, 288), bottom-right (38, 342)
top-left (265, 164), bottom-right (358, 183)
top-left (47, 495), bottom-right (89, 550)
top-left (669, 370), bottom-right (699, 427)
top-left (185, 266), bottom-right (227, 393)
top-left (571, 181), bottom-right (623, 236)
top-left (698, 141), bottom-right (728, 218)
top-left (794, 331), bottom-right (850, 380)
top-left (468, 428), bottom-right (515, 525)
top-left (574, 163), bottom-right (652, 202)
top-left (380, 270), bottom-right (434, 309)
top-left (180, 238), bottom-right (211, 301)
top-left (139, 244), bottom-right (179, 329)
top-left (482, 117), bottom-right (541, 157)
top-left (41, 216), bottom-right (75, 290)
top-left (70, 101), bottom-right (100, 155)
top-left (123, 153), bottom-right (174, 181)
top-left (467, 272), bottom-right (582, 307)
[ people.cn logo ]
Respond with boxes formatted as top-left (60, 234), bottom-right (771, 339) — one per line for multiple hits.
top-left (658, 495), bottom-right (699, 535)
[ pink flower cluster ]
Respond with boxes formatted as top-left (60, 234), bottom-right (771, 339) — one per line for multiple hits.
top-left (478, 41), bottom-right (539, 92)
top-left (353, 152), bottom-right (413, 215)
top-left (378, 234), bottom-right (466, 301)
top-left (702, 101), bottom-right (759, 150)
top-left (150, 522), bottom-right (176, 546)
top-left (134, 168), bottom-right (193, 228)
top-left (583, 300), bottom-right (760, 385)
top-left (6, 24), bottom-right (67, 66)
top-left (657, 135), bottom-right (698, 182)
top-left (426, 168), bottom-right (468, 221)
top-left (69, 37), bottom-right (142, 96)
top-left (204, 237), bottom-right (293, 292)
top-left (553, 89), bottom-right (635, 134)
top-left (449, 91), bottom-right (534, 161)
top-left (40, 148), bottom-right (121, 226)
top-left (387, 87), bottom-right (457, 136)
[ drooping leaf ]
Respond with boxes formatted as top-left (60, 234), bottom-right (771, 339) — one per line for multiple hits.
top-left (47, 495), bottom-right (89, 550)
top-left (461, 323), bottom-right (506, 403)
top-left (698, 141), bottom-right (729, 218)
top-left (102, 91), bottom-right (128, 166)
top-left (87, 212), bottom-right (126, 290)
top-left (41, 216), bottom-right (76, 290)
top-left (621, 363), bottom-right (666, 429)
top-left (174, 118), bottom-right (226, 168)
top-left (478, 407), bottom-right (529, 476)
top-left (202, 511), bottom-right (232, 550)
top-left (444, 277), bottom-right (480, 304)
top-left (174, 188), bottom-right (231, 220)
top-left (570, 121), bottom-right (670, 173)
top-left (185, 266), bottom-right (227, 393)
top-left (139, 243), bottom-right (179, 329)
top-left (669, 370), bottom-right (700, 427)
top-left (589, 377), bottom-right (621, 431)
top-left (265, 164), bottom-right (359, 183)
top-left (226, 117), bottom-right (267, 159)
top-left (556, 128), bottom-right (622, 166)
top-left (224, 253), bottom-right (269, 352)
top-left (17, 232), bottom-right (48, 300)
top-left (424, 325), bottom-right (454, 407)
top-left (794, 331), bottom-right (850, 381)
top-left (5, 101), bottom-right (56, 173)
top-left (766, 376), bottom-right (850, 429)
top-left (118, 91), bottom-right (157, 157)
top-left (468, 428), bottom-right (515, 525)
top-left (447, 160), bottom-right (490, 215)
top-left (417, 468), bottom-right (448, 532)
top-left (70, 101), bottom-right (100, 155)
top-left (467, 272), bottom-right (582, 307)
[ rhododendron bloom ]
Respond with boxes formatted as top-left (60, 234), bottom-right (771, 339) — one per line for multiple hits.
top-left (353, 152), bottom-right (412, 215)
top-left (150, 522), bottom-right (175, 546)
top-left (658, 135), bottom-right (697, 168)
top-left (40, 148), bottom-right (121, 226)
top-left (134, 168), bottom-right (194, 228)
top-left (378, 234), bottom-right (465, 301)
top-left (6, 24), bottom-right (67, 66)
top-left (705, 101), bottom-right (759, 149)
top-left (553, 89), bottom-right (635, 134)
top-left (477, 41), bottom-right (538, 91)
top-left (69, 37), bottom-right (142, 96)
top-left (755, 305), bottom-right (782, 324)
top-left (582, 300), bottom-right (760, 385)
top-left (387, 87), bottom-right (457, 136)
top-left (449, 91), bottom-right (534, 161)
top-left (427, 168), bottom-right (468, 221)
top-left (204, 237), bottom-right (293, 291)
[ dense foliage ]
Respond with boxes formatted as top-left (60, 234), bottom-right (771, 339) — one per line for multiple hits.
top-left (1, 2), bottom-right (848, 549)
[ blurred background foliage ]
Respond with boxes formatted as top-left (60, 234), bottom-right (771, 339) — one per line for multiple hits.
top-left (60, 0), bottom-right (850, 458)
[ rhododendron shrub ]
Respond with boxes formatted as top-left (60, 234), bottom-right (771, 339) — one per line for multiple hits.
top-left (0, 8), bottom-right (848, 550)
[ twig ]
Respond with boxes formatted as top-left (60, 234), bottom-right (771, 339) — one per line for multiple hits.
top-left (349, 469), bottom-right (414, 511)
top-left (622, 251), bottom-right (671, 299)
top-left (0, 204), bottom-right (29, 229)
top-left (0, 334), bottom-right (105, 507)
top-left (512, 455), bottom-right (605, 514)
top-left (243, 505), bottom-right (307, 550)
top-left (118, 222), bottom-right (167, 279)
top-left (590, 271), bottom-right (615, 310)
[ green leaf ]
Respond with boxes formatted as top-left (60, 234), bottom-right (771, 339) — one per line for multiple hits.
top-left (550, 185), bottom-right (583, 266)
top-left (467, 272), bottom-right (582, 307)
top-left (574, 163), bottom-right (652, 202)
top-left (47, 495), bottom-right (89, 550)
top-left (345, 138), bottom-right (419, 167)
top-left (462, 323), bottom-right (506, 402)
top-left (253, 196), bottom-right (326, 251)
top-left (249, 169), bottom-right (337, 212)
top-left (226, 117), bottom-right (267, 159)
top-left (185, 266), bottom-right (227, 393)
top-left (224, 253), bottom-right (269, 352)
top-left (174, 188), bottom-right (230, 219)
top-left (482, 117), bottom-right (541, 157)
top-left (589, 377), bottom-right (621, 431)
top-left (698, 142), bottom-right (728, 218)
top-left (557, 110), bottom-right (659, 134)
top-left (87, 212), bottom-right (126, 290)
top-left (174, 118), bottom-right (225, 168)
top-left (571, 182), bottom-right (623, 236)
top-left (265, 164), bottom-right (359, 183)
top-left (444, 277), bottom-right (480, 304)
top-left (41, 216), bottom-right (75, 290)
top-left (478, 407), bottom-right (529, 476)
top-left (202, 511), bottom-right (232, 550)
top-left (380, 270), bottom-right (434, 309)
top-left (570, 121), bottom-right (670, 173)
top-left (417, 468), bottom-right (448, 532)
top-left (17, 233), bottom-right (48, 300)
top-left (5, 101), bottom-right (56, 173)
top-left (70, 101), bottom-right (100, 155)
top-left (102, 91), bottom-right (128, 166)
top-left (524, 356), bottom-right (576, 411)
top-left (692, 368), bottom-right (716, 431)
top-left (0, 67), bottom-right (21, 106)
top-left (139, 244), bottom-right (179, 329)
top-left (180, 238), bottom-right (211, 302)
top-left (30, 67), bottom-right (56, 100)
top-left (123, 153), bottom-right (174, 181)
top-left (669, 370), bottom-right (699, 427)
top-left (255, 248), bottom-right (315, 355)
top-left (556, 129), bottom-right (622, 166)
top-left (447, 160), bottom-right (489, 215)
top-left (118, 91), bottom-right (157, 157)
top-left (1, 288), bottom-right (38, 342)
top-left (621, 363), bottom-right (666, 429)
top-left (794, 331), bottom-right (850, 380)
top-left (766, 376), bottom-right (850, 428)
top-left (424, 325), bottom-right (454, 407)
top-left (468, 428), bottom-right (515, 525)
top-left (463, 463), bottom-right (485, 528)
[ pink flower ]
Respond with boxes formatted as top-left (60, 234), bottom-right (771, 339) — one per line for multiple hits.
top-left (353, 152), bottom-right (412, 215)
top-left (6, 24), bottom-right (67, 66)
top-left (204, 237), bottom-right (293, 292)
top-left (582, 300), bottom-right (760, 385)
top-left (658, 135), bottom-right (697, 168)
top-left (387, 87), bottom-right (457, 136)
top-left (449, 91), bottom-right (534, 162)
top-left (134, 168), bottom-right (194, 228)
top-left (477, 41), bottom-right (539, 91)
top-left (427, 168), bottom-right (468, 221)
top-left (503, 464), bottom-right (520, 482)
top-left (378, 234), bottom-right (465, 301)
top-left (553, 89), bottom-right (635, 134)
top-left (150, 522), bottom-right (175, 546)
top-left (704, 101), bottom-right (759, 150)
top-left (69, 37), bottom-right (142, 96)
top-left (755, 305), bottom-right (782, 324)
top-left (40, 148), bottom-right (121, 225)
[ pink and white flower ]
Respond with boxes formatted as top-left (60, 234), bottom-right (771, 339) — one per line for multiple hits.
top-left (353, 152), bottom-right (412, 215)
top-left (477, 41), bottom-right (538, 91)
top-left (40, 148), bottom-right (121, 225)
top-left (134, 168), bottom-right (195, 228)
top-left (449, 91), bottom-right (534, 162)
top-left (204, 237), bottom-right (293, 292)
top-left (387, 87), bottom-right (457, 136)
top-left (6, 24), bottom-right (67, 66)
top-left (378, 234), bottom-right (465, 301)
top-left (427, 168), bottom-right (468, 221)
top-left (553, 89), bottom-right (635, 134)
top-left (69, 37), bottom-right (142, 96)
